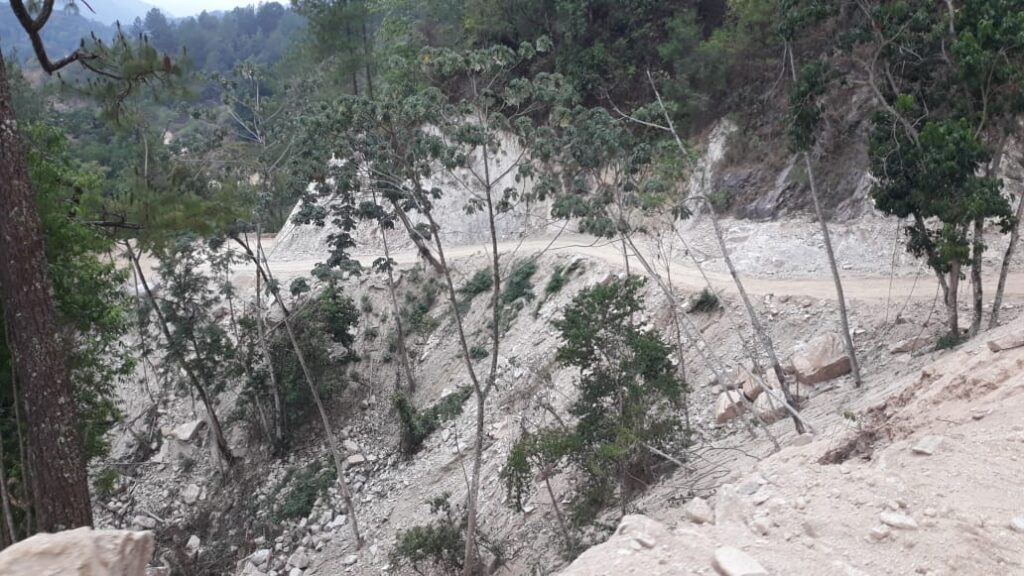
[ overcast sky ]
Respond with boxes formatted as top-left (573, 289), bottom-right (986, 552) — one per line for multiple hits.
top-left (149, 0), bottom-right (260, 18)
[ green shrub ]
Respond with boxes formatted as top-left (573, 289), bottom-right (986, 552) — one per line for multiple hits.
top-left (275, 461), bottom-right (336, 521)
top-left (689, 288), bottom-right (721, 313)
top-left (935, 333), bottom-right (963, 351)
top-left (469, 345), bottom-right (489, 360)
top-left (502, 260), bottom-right (537, 305)
top-left (459, 268), bottom-right (494, 299)
top-left (390, 494), bottom-right (465, 576)
top-left (360, 294), bottom-right (373, 314)
top-left (396, 388), bottom-right (472, 455)
top-left (93, 467), bottom-right (120, 499)
top-left (364, 326), bottom-right (380, 340)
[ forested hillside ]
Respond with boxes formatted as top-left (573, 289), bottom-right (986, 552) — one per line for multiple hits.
top-left (0, 1), bottom-right (1023, 575)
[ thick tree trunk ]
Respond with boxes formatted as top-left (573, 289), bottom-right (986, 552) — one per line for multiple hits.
top-left (991, 191), bottom-right (1024, 328)
top-left (969, 218), bottom-right (984, 338)
top-left (803, 153), bottom-right (863, 386)
top-left (0, 424), bottom-right (18, 544)
top-left (0, 54), bottom-right (93, 532)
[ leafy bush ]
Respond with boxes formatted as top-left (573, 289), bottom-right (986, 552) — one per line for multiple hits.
top-left (390, 494), bottom-right (466, 576)
top-left (689, 288), bottom-right (721, 313)
top-left (460, 268), bottom-right (494, 300)
top-left (544, 260), bottom-right (583, 297)
top-left (396, 388), bottom-right (472, 455)
top-left (469, 345), bottom-right (489, 360)
top-left (93, 467), bottom-right (120, 499)
top-left (502, 260), bottom-right (538, 305)
top-left (275, 461), bottom-right (336, 521)
top-left (504, 276), bottom-right (686, 529)
top-left (935, 333), bottom-right (963, 351)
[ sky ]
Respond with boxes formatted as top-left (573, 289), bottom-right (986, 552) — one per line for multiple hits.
top-left (149, 0), bottom-right (259, 18)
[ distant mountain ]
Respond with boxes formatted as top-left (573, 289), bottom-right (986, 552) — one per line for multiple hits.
top-left (1, 5), bottom-right (115, 62)
top-left (74, 0), bottom-right (161, 26)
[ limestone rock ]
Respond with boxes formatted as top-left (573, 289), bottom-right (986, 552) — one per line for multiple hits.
top-left (0, 527), bottom-right (154, 576)
top-left (289, 569), bottom-right (304, 576)
top-left (684, 497), bottom-right (714, 524)
top-left (287, 547), bottom-right (310, 569)
top-left (753, 393), bottom-right (788, 425)
top-left (791, 333), bottom-right (851, 385)
top-left (346, 454), bottom-right (367, 466)
top-left (185, 535), bottom-right (201, 557)
top-left (715, 390), bottom-right (747, 424)
top-left (879, 511), bottom-right (918, 530)
top-left (557, 515), bottom-right (705, 575)
top-left (249, 548), bottom-right (272, 566)
top-left (911, 435), bottom-right (944, 456)
top-left (1010, 517), bottom-right (1024, 533)
top-left (712, 546), bottom-right (769, 576)
top-left (341, 553), bottom-right (358, 566)
top-left (182, 483), bottom-right (201, 505)
top-left (342, 439), bottom-right (360, 453)
top-left (890, 337), bottom-right (929, 354)
top-left (171, 420), bottom-right (205, 442)
top-left (715, 484), bottom-right (752, 526)
top-left (987, 331), bottom-right (1024, 353)
top-left (132, 515), bottom-right (157, 530)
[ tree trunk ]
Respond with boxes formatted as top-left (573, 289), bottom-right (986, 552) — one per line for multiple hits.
top-left (991, 190), bottom-right (1024, 328)
top-left (706, 209), bottom-right (806, 434)
top-left (254, 249), bottom-right (285, 449)
top-left (946, 260), bottom-right (961, 338)
top-left (0, 54), bottom-right (93, 532)
top-left (803, 153), bottom-right (863, 385)
top-left (969, 218), bottom-right (984, 338)
top-left (281, 316), bottom-right (363, 548)
top-left (372, 192), bottom-right (418, 394)
top-left (0, 424), bottom-right (19, 544)
top-left (391, 202), bottom-right (443, 273)
top-left (125, 243), bottom-right (234, 467)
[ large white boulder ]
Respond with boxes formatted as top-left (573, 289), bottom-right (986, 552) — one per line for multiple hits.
top-left (791, 334), bottom-right (851, 385)
top-left (0, 528), bottom-right (154, 576)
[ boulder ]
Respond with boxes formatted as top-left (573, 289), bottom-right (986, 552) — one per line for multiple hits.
top-left (287, 547), bottom-right (311, 569)
top-left (684, 497), bottom-right (714, 525)
top-left (558, 515), bottom-right (704, 575)
top-left (0, 528), bottom-right (153, 576)
top-left (791, 334), bottom-right (851, 385)
top-left (911, 435), bottom-right (944, 456)
top-left (1010, 517), bottom-right (1024, 533)
top-left (987, 331), bottom-right (1024, 353)
top-left (712, 546), bottom-right (769, 576)
top-left (131, 515), bottom-right (157, 530)
top-left (714, 484), bottom-right (752, 526)
top-left (249, 548), bottom-right (272, 567)
top-left (185, 535), bottom-right (201, 558)
top-left (753, 393), bottom-right (788, 425)
top-left (345, 454), bottom-right (367, 466)
top-left (715, 391), bottom-right (747, 424)
top-left (170, 420), bottom-right (205, 442)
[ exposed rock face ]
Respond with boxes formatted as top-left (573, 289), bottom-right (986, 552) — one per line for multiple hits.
top-left (0, 528), bottom-right (154, 576)
top-left (753, 393), bottom-right (788, 425)
top-left (557, 515), bottom-right (706, 575)
top-left (791, 333), bottom-right (851, 385)
top-left (986, 331), bottom-right (1024, 353)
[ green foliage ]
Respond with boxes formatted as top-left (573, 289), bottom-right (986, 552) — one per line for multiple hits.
top-left (93, 467), bottom-right (121, 500)
top-left (504, 276), bottom-right (685, 528)
top-left (787, 61), bottom-right (828, 152)
top-left (395, 388), bottom-right (472, 455)
top-left (275, 460), bottom-right (336, 521)
top-left (544, 260), bottom-right (583, 297)
top-left (689, 288), bottom-right (721, 313)
top-left (501, 260), bottom-right (538, 305)
top-left (460, 268), bottom-right (494, 300)
top-left (390, 493), bottom-right (466, 576)
top-left (468, 345), bottom-right (489, 360)
top-left (935, 333), bottom-right (964, 351)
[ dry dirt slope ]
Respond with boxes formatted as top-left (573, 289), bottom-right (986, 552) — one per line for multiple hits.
top-left (558, 325), bottom-right (1024, 576)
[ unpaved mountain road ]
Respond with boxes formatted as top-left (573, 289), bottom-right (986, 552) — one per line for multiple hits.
top-left (257, 232), bottom-right (1024, 302)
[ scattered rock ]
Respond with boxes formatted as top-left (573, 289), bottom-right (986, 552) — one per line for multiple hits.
top-left (712, 546), bottom-right (769, 576)
top-left (132, 515), bottom-right (157, 530)
top-left (791, 333), bottom-right (852, 385)
top-left (342, 553), bottom-right (358, 566)
top-left (890, 337), bottom-right (929, 354)
top-left (987, 331), bottom-right (1024, 353)
top-left (342, 439), bottom-right (360, 453)
top-left (869, 525), bottom-right (892, 541)
top-left (911, 435), bottom-right (944, 456)
top-left (879, 511), bottom-right (918, 530)
top-left (0, 528), bottom-right (154, 576)
top-left (170, 420), bottom-right (206, 442)
top-left (288, 569), bottom-right (304, 576)
top-left (185, 535), bottom-right (201, 557)
top-left (684, 497), bottom-right (714, 525)
top-left (288, 547), bottom-right (310, 569)
top-left (346, 454), bottom-right (367, 466)
top-left (1010, 517), bottom-right (1024, 533)
top-left (753, 393), bottom-right (788, 425)
top-left (249, 549), bottom-right (272, 567)
top-left (715, 484), bottom-right (752, 525)
top-left (182, 483), bottom-right (201, 505)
